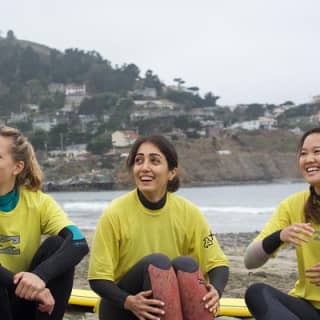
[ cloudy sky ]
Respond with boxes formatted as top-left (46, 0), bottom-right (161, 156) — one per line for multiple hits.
top-left (2, 0), bottom-right (319, 105)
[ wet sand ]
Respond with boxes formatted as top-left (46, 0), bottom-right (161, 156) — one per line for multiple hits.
top-left (63, 231), bottom-right (297, 320)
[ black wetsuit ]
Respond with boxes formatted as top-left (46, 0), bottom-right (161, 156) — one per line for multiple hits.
top-left (0, 228), bottom-right (89, 320)
top-left (245, 231), bottom-right (320, 320)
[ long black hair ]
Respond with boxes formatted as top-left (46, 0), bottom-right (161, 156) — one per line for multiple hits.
top-left (298, 127), bottom-right (320, 223)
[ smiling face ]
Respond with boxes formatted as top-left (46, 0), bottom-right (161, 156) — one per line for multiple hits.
top-left (132, 142), bottom-right (176, 202)
top-left (0, 135), bottom-right (24, 195)
top-left (299, 132), bottom-right (320, 193)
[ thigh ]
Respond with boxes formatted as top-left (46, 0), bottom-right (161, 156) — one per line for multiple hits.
top-left (0, 287), bottom-right (14, 320)
top-left (246, 283), bottom-right (320, 320)
top-left (118, 253), bottom-right (171, 293)
top-left (12, 297), bottom-right (37, 320)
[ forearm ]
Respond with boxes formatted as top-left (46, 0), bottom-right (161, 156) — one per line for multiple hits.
top-left (32, 227), bottom-right (89, 283)
top-left (89, 279), bottom-right (129, 308)
top-left (208, 265), bottom-right (229, 297)
top-left (244, 230), bottom-right (283, 269)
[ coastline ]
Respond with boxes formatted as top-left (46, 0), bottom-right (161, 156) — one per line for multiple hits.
top-left (47, 177), bottom-right (305, 193)
top-left (64, 230), bottom-right (297, 320)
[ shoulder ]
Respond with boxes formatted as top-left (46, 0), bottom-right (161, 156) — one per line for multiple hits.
top-left (107, 190), bottom-right (136, 210)
top-left (279, 189), bottom-right (309, 208)
top-left (100, 190), bottom-right (136, 219)
top-left (19, 187), bottom-right (53, 207)
top-left (167, 192), bottom-right (203, 217)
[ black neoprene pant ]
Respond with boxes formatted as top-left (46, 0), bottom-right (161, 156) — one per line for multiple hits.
top-left (245, 283), bottom-right (320, 320)
top-left (99, 253), bottom-right (199, 320)
top-left (0, 236), bottom-right (74, 320)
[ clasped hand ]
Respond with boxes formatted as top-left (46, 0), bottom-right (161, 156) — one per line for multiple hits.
top-left (13, 271), bottom-right (55, 314)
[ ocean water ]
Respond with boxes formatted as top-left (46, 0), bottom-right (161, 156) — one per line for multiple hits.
top-left (49, 182), bottom-right (308, 233)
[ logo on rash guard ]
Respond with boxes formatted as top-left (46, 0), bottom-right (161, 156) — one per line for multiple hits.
top-left (0, 235), bottom-right (20, 255)
top-left (203, 231), bottom-right (215, 248)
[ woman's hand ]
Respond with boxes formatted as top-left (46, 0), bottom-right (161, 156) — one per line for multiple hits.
top-left (13, 272), bottom-right (46, 300)
top-left (305, 263), bottom-right (320, 286)
top-left (124, 290), bottom-right (165, 320)
top-left (36, 288), bottom-right (55, 315)
top-left (280, 223), bottom-right (314, 245)
top-left (202, 283), bottom-right (220, 316)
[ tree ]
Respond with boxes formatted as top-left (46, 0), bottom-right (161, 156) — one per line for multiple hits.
top-left (203, 92), bottom-right (220, 107)
top-left (87, 133), bottom-right (112, 155)
top-left (6, 30), bottom-right (16, 40)
top-left (173, 78), bottom-right (185, 90)
top-left (19, 47), bottom-right (41, 82)
top-left (187, 86), bottom-right (199, 95)
top-left (144, 70), bottom-right (163, 94)
top-left (30, 129), bottom-right (48, 151)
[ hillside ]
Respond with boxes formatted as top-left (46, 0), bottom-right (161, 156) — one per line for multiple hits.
top-left (102, 130), bottom-right (303, 189)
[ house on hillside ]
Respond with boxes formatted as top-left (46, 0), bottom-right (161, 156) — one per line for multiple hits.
top-left (258, 117), bottom-right (277, 129)
top-left (65, 84), bottom-right (86, 96)
top-left (134, 99), bottom-right (176, 110)
top-left (230, 120), bottom-right (261, 131)
top-left (33, 115), bottom-right (57, 132)
top-left (64, 84), bottom-right (88, 109)
top-left (7, 112), bottom-right (28, 124)
top-left (48, 83), bottom-right (65, 94)
top-left (133, 87), bottom-right (157, 98)
top-left (112, 130), bottom-right (138, 148)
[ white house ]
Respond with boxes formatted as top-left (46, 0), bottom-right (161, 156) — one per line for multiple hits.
top-left (65, 84), bottom-right (86, 96)
top-left (230, 120), bottom-right (261, 131)
top-left (133, 88), bottom-right (157, 98)
top-left (112, 130), bottom-right (138, 148)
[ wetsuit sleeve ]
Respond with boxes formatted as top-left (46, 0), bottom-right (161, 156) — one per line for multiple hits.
top-left (244, 230), bottom-right (283, 269)
top-left (32, 226), bottom-right (89, 283)
top-left (0, 265), bottom-right (14, 288)
top-left (89, 279), bottom-right (129, 308)
top-left (262, 230), bottom-right (283, 254)
top-left (208, 266), bottom-right (229, 297)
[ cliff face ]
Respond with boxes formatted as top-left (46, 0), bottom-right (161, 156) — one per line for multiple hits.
top-left (112, 130), bottom-right (302, 188)
top-left (41, 130), bottom-right (302, 190)
top-left (113, 150), bottom-right (300, 189)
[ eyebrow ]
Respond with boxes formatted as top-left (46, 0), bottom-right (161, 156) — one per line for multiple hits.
top-left (136, 152), bottom-right (162, 157)
top-left (302, 145), bottom-right (320, 149)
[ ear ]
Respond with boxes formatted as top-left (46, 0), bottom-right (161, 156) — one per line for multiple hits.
top-left (13, 161), bottom-right (24, 176)
top-left (168, 168), bottom-right (177, 182)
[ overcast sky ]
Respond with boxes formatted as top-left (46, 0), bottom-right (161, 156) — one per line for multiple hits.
top-left (1, 0), bottom-right (319, 106)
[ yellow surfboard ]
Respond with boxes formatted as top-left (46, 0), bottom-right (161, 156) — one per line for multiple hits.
top-left (69, 289), bottom-right (252, 318)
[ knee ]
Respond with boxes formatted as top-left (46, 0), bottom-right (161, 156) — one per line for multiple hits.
top-left (172, 256), bottom-right (198, 272)
top-left (141, 253), bottom-right (171, 270)
top-left (245, 282), bottom-right (267, 304)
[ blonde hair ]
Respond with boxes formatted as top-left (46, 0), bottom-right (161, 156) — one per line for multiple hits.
top-left (0, 126), bottom-right (43, 191)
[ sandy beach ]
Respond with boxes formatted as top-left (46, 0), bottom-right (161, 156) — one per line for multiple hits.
top-left (63, 230), bottom-right (297, 320)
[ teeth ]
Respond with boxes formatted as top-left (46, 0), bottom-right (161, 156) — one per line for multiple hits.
top-left (306, 167), bottom-right (319, 173)
top-left (141, 176), bottom-right (152, 181)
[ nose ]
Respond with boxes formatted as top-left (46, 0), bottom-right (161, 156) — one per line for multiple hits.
top-left (141, 160), bottom-right (151, 171)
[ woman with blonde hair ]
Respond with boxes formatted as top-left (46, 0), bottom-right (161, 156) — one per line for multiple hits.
top-left (0, 126), bottom-right (89, 320)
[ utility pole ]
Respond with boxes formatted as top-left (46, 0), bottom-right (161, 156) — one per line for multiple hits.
top-left (60, 133), bottom-right (64, 151)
